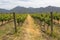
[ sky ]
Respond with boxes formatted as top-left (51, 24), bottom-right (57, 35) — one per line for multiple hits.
top-left (0, 0), bottom-right (60, 10)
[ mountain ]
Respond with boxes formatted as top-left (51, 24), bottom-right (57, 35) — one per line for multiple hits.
top-left (0, 9), bottom-right (9, 13)
top-left (10, 6), bottom-right (27, 13)
top-left (43, 6), bottom-right (60, 12)
top-left (0, 6), bottom-right (60, 13)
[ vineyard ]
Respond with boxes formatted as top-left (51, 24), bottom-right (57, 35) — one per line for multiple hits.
top-left (0, 12), bottom-right (60, 40)
top-left (31, 12), bottom-right (60, 40)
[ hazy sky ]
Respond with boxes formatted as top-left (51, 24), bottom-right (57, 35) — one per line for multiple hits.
top-left (0, 0), bottom-right (60, 10)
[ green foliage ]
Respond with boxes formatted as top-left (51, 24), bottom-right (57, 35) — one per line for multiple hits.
top-left (31, 13), bottom-right (51, 25)
top-left (31, 13), bottom-right (60, 26)
top-left (16, 14), bottom-right (27, 25)
top-left (53, 13), bottom-right (60, 20)
top-left (0, 14), bottom-right (13, 21)
top-left (0, 13), bottom-right (27, 25)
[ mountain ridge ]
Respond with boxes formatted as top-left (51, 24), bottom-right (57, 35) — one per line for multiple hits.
top-left (0, 6), bottom-right (60, 13)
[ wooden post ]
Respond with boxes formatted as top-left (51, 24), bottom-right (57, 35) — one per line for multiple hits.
top-left (13, 12), bottom-right (17, 33)
top-left (50, 12), bottom-right (53, 36)
top-left (1, 13), bottom-right (3, 25)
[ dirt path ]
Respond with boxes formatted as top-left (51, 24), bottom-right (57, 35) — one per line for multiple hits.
top-left (18, 14), bottom-right (55, 40)
top-left (14, 14), bottom-right (52, 40)
top-left (14, 14), bottom-right (44, 40)
top-left (1, 14), bottom-right (54, 40)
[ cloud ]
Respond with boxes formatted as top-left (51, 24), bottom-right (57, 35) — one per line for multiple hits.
top-left (19, 0), bottom-right (29, 1)
top-left (0, 0), bottom-right (60, 10)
